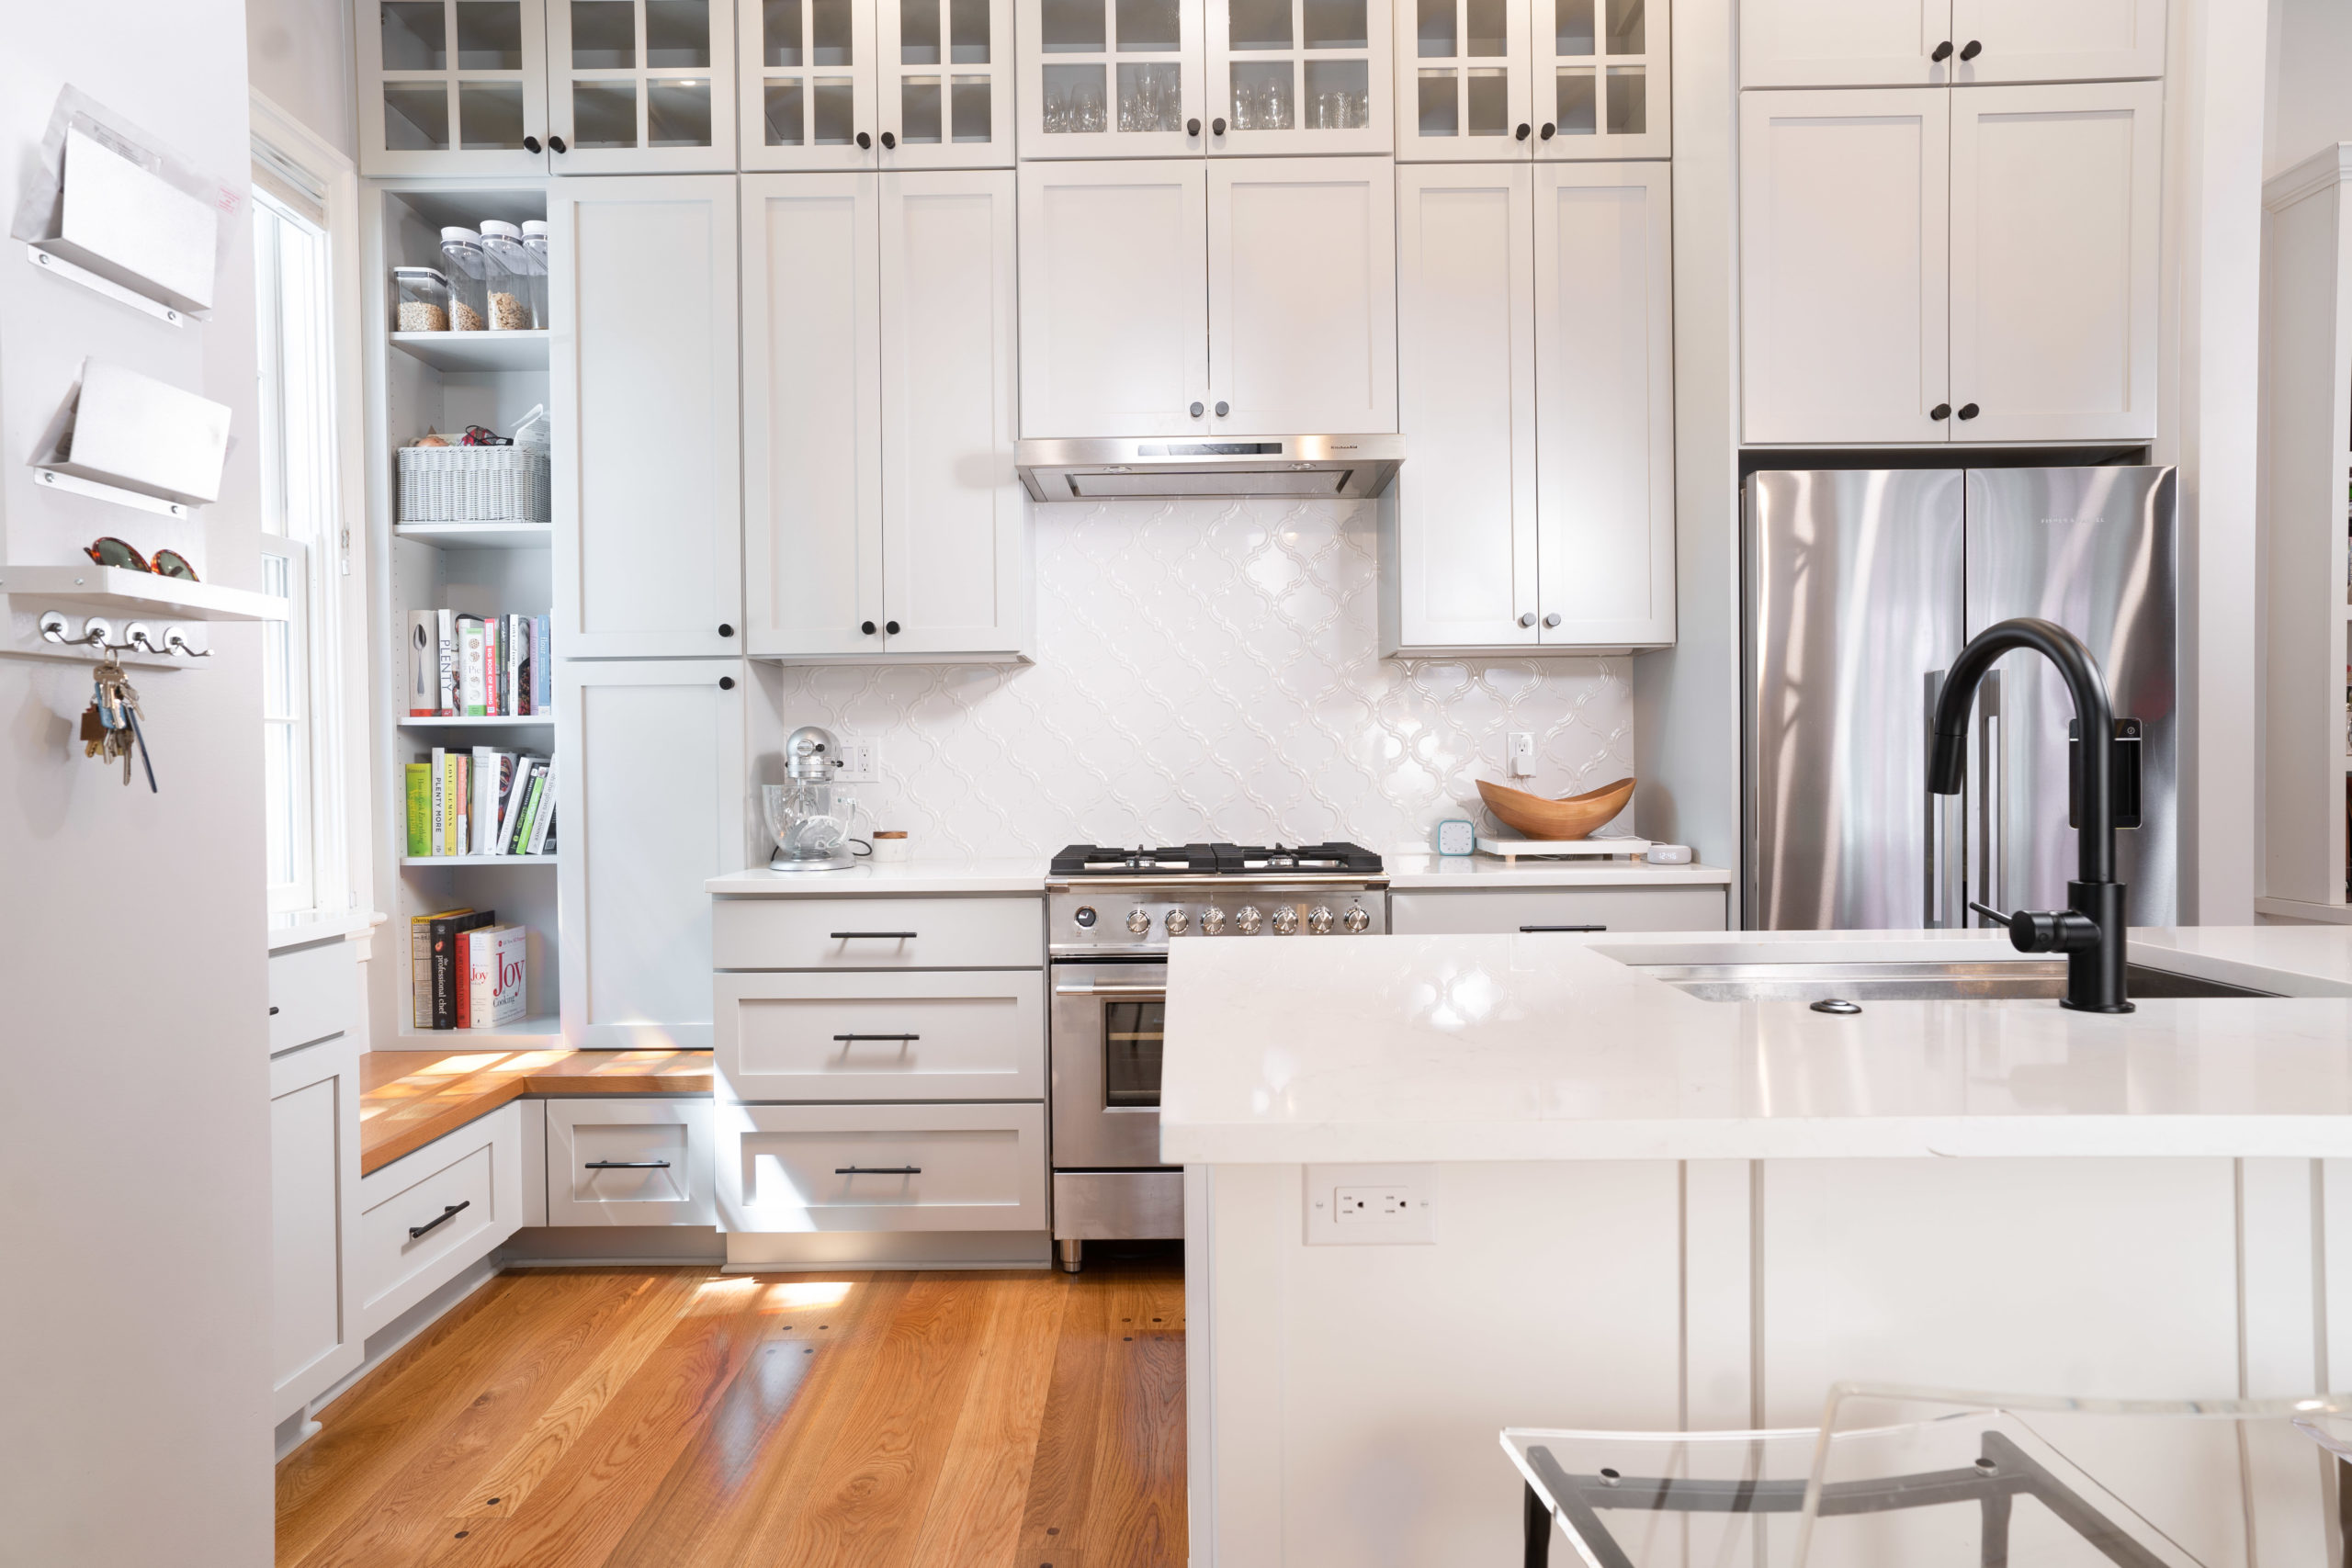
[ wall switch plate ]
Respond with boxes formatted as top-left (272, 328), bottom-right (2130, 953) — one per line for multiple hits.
top-left (1304, 1164), bottom-right (1437, 1246)
top-left (1508, 732), bottom-right (1537, 777)
top-left (831, 739), bottom-right (879, 784)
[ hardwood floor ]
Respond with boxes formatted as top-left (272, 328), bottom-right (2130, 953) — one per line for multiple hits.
top-left (277, 1255), bottom-right (1186, 1568)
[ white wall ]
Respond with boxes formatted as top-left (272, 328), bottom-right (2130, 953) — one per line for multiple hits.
top-left (249, 0), bottom-right (356, 155)
top-left (2266, 0), bottom-right (2352, 178)
top-left (0, 7), bottom-right (273, 1565)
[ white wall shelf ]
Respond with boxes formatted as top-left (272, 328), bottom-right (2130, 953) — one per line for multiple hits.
top-left (0, 564), bottom-right (287, 622)
top-left (400, 854), bottom-right (559, 866)
top-left (26, 243), bottom-right (189, 325)
top-left (396, 714), bottom-right (555, 728)
top-left (390, 331), bottom-right (549, 372)
top-left (393, 523), bottom-right (552, 550)
top-left (32, 467), bottom-right (198, 520)
top-left (394, 1016), bottom-right (562, 1046)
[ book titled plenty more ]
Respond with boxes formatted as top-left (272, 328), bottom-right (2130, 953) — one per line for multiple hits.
top-left (408, 608), bottom-right (551, 716)
top-left (408, 908), bottom-right (528, 1030)
top-left (404, 748), bottom-right (558, 857)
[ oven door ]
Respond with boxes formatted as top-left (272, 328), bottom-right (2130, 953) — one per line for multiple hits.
top-left (1050, 958), bottom-right (1170, 1169)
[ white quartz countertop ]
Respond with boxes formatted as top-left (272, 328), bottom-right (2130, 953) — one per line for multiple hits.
top-left (1384, 853), bottom-right (1731, 889)
top-left (707, 859), bottom-right (1051, 895)
top-left (1158, 927), bottom-right (2352, 1164)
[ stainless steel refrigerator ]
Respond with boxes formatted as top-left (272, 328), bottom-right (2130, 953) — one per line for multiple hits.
top-left (1744, 466), bottom-right (2177, 931)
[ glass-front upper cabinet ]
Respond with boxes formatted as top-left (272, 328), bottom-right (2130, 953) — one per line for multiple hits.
top-left (1391, 0), bottom-right (1664, 159)
top-left (742, 0), bottom-right (882, 166)
top-left (1017, 0), bottom-right (1206, 158)
top-left (1206, 0), bottom-right (1393, 154)
top-left (744, 0), bottom-right (1014, 167)
top-left (879, 0), bottom-right (1018, 164)
top-left (361, 0), bottom-right (553, 175)
top-left (1535, 0), bottom-right (1666, 157)
top-left (548, 0), bottom-right (739, 170)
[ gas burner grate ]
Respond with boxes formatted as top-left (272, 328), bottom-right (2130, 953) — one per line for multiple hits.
top-left (1048, 841), bottom-right (1384, 876)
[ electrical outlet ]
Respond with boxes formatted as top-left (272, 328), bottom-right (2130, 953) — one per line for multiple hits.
top-left (831, 738), bottom-right (879, 784)
top-left (1508, 731), bottom-right (1538, 777)
top-left (1304, 1164), bottom-right (1437, 1246)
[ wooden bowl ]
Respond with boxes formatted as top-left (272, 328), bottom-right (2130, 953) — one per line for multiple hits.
top-left (1475, 776), bottom-right (1637, 841)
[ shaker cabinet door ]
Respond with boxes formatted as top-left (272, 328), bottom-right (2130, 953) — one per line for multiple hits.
top-left (1532, 161), bottom-right (1673, 647)
top-left (1206, 156), bottom-right (1397, 434)
top-left (1948, 82), bottom-right (2159, 443)
top-left (1739, 88), bottom-right (1951, 445)
top-left (358, 0), bottom-right (555, 176)
top-left (1946, 0), bottom-right (2165, 84)
top-left (550, 175), bottom-right (743, 657)
top-left (1739, 0), bottom-right (1951, 86)
top-left (271, 1035), bottom-right (363, 1424)
top-left (1388, 164), bottom-right (1538, 650)
top-left (1016, 161), bottom-right (1211, 437)
top-left (877, 0), bottom-right (1019, 165)
top-left (558, 659), bottom-right (746, 1048)
top-left (742, 173), bottom-right (886, 657)
top-left (546, 0), bottom-right (739, 172)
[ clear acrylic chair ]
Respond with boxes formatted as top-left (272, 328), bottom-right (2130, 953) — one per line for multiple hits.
top-left (1506, 1383), bottom-right (2352, 1568)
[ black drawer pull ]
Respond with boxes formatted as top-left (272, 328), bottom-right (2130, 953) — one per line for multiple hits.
top-left (831, 931), bottom-right (917, 940)
top-left (408, 1201), bottom-right (469, 1239)
top-left (268, 1005), bottom-right (280, 1015)
top-left (832, 1032), bottom-right (920, 1043)
top-left (585, 1159), bottom-right (672, 1169)
top-left (835, 1165), bottom-right (922, 1175)
top-left (1520, 924), bottom-right (1608, 932)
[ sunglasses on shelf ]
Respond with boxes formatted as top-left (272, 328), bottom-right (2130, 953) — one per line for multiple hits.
top-left (85, 537), bottom-right (199, 581)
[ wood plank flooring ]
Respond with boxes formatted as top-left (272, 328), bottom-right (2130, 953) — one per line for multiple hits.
top-left (277, 1256), bottom-right (1186, 1568)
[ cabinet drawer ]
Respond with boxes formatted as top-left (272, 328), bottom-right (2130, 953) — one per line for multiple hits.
top-left (545, 1099), bottom-right (715, 1226)
top-left (717, 971), bottom-right (1046, 1101)
top-left (719, 1102), bottom-right (1046, 1234)
top-left (1388, 886), bottom-right (1728, 934)
top-left (712, 896), bottom-right (1043, 970)
top-left (355, 1103), bottom-right (521, 1336)
top-left (268, 937), bottom-right (356, 1053)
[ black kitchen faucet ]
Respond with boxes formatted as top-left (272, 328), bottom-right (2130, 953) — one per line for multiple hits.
top-left (1928, 616), bottom-right (2134, 1013)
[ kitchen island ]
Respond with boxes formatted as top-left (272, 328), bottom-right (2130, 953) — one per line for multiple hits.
top-left (1163, 928), bottom-right (2352, 1568)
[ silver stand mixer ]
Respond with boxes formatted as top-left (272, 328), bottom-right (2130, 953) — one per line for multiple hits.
top-left (763, 725), bottom-right (863, 872)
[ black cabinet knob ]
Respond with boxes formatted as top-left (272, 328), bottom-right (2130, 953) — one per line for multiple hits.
top-left (1539, 122), bottom-right (1555, 139)
top-left (1215, 400), bottom-right (1229, 417)
top-left (856, 130), bottom-right (872, 149)
top-left (524, 134), bottom-right (544, 152)
top-left (718, 675), bottom-right (735, 690)
top-left (861, 619), bottom-right (877, 635)
top-left (1930, 402), bottom-right (1951, 421)
top-left (1190, 401), bottom-right (1204, 417)
top-left (880, 130), bottom-right (896, 148)
top-left (1515, 122), bottom-right (1531, 141)
top-left (885, 619), bottom-right (901, 635)
top-left (718, 623), bottom-right (735, 637)
top-left (1957, 402), bottom-right (1980, 420)
top-left (1188, 118), bottom-right (1202, 136)
top-left (1930, 39), bottom-right (1953, 61)
top-left (1958, 39), bottom-right (1981, 59)
top-left (1213, 117), bottom-right (1227, 135)
top-left (548, 134), bottom-right (568, 153)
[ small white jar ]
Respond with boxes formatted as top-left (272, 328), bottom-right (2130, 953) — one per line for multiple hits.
top-left (870, 829), bottom-right (911, 864)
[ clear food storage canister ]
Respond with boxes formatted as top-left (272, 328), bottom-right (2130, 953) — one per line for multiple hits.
top-left (521, 220), bottom-right (550, 330)
top-left (477, 220), bottom-right (531, 332)
top-left (438, 227), bottom-right (488, 331)
top-left (393, 266), bottom-right (450, 333)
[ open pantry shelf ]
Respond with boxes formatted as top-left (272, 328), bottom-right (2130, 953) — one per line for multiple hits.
top-left (392, 1016), bottom-right (562, 1047)
top-left (390, 330), bottom-right (548, 372)
top-left (401, 853), bottom-right (558, 866)
top-left (395, 523), bottom-right (552, 550)
top-left (399, 714), bottom-right (553, 728)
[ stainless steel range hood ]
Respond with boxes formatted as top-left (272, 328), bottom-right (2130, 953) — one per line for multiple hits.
top-left (1014, 434), bottom-right (1404, 502)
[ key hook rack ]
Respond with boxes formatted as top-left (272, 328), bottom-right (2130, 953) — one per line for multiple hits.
top-left (37, 610), bottom-right (211, 658)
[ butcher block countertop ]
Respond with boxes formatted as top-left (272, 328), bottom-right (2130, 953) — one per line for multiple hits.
top-left (360, 1048), bottom-right (713, 1175)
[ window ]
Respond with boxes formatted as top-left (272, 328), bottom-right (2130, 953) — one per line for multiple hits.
top-left (253, 187), bottom-right (347, 915)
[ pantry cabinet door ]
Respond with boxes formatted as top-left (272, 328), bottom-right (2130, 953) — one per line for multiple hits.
top-left (739, 0), bottom-right (883, 169)
top-left (1532, 0), bottom-right (1668, 158)
top-left (879, 171), bottom-right (1030, 656)
top-left (1017, 0), bottom-right (1208, 158)
top-left (546, 0), bottom-right (739, 172)
top-left (1739, 88), bottom-right (1950, 444)
top-left (877, 0), bottom-right (1019, 165)
top-left (1532, 162), bottom-right (1673, 647)
top-left (550, 175), bottom-right (743, 658)
top-left (1207, 156), bottom-right (1397, 433)
top-left (1948, 0), bottom-right (2165, 85)
top-left (1016, 161), bottom-right (1211, 437)
top-left (1393, 0), bottom-right (1536, 162)
top-left (558, 659), bottom-right (744, 1049)
top-left (1949, 83), bottom-right (2159, 443)
top-left (358, 0), bottom-right (553, 176)
top-left (741, 174), bottom-right (885, 657)
top-left (271, 1035), bottom-right (362, 1424)
top-left (1206, 0), bottom-right (1394, 156)
top-left (1739, 0), bottom-right (1952, 87)
top-left (1389, 164), bottom-right (1538, 650)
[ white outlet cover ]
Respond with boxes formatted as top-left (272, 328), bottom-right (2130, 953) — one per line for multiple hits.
top-left (832, 739), bottom-right (879, 784)
top-left (1304, 1163), bottom-right (1437, 1246)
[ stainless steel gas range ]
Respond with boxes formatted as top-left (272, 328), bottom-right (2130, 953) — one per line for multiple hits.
top-left (1046, 841), bottom-right (1388, 1272)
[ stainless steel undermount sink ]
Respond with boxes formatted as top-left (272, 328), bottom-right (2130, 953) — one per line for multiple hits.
top-left (1635, 960), bottom-right (2276, 1004)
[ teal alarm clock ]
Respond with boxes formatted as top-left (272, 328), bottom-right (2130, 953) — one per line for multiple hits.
top-left (1432, 818), bottom-right (1476, 856)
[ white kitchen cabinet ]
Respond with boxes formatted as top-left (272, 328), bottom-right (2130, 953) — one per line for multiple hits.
top-left (1532, 0), bottom-right (1668, 158)
top-left (268, 938), bottom-right (357, 1055)
top-left (718, 1100), bottom-right (1049, 1232)
top-left (741, 0), bottom-right (1018, 169)
top-left (1395, 0), bottom-right (1668, 159)
top-left (558, 659), bottom-right (746, 1047)
top-left (550, 175), bottom-right (743, 658)
top-left (1739, 87), bottom-right (1951, 445)
top-left (1948, 0), bottom-right (2164, 84)
top-left (711, 892), bottom-right (1046, 967)
top-left (270, 1034), bottom-right (363, 1426)
top-left (1947, 82), bottom-right (2160, 443)
top-left (545, 1098), bottom-right (718, 1224)
top-left (356, 1102), bottom-right (525, 1336)
top-left (1207, 0), bottom-right (1393, 155)
top-left (1385, 161), bottom-right (1670, 652)
top-left (743, 170), bottom-right (1026, 659)
top-left (546, 0), bottom-right (739, 170)
top-left (1741, 0), bottom-right (2163, 88)
top-left (1387, 882), bottom-right (1729, 931)
top-left (1209, 157), bottom-right (1397, 433)
top-left (1017, 160), bottom-right (1211, 437)
top-left (717, 969), bottom-right (1048, 1100)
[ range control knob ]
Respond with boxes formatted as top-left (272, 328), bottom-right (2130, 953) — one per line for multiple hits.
top-left (1235, 905), bottom-right (1264, 935)
top-left (1201, 906), bottom-right (1227, 934)
top-left (1165, 908), bottom-right (1191, 935)
top-left (1306, 905), bottom-right (1334, 934)
top-left (1272, 907), bottom-right (1299, 936)
top-left (1073, 906), bottom-right (1098, 929)
top-left (1126, 908), bottom-right (1152, 935)
top-left (1341, 905), bottom-right (1371, 933)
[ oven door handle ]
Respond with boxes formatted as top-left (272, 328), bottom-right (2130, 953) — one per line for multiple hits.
top-left (1053, 982), bottom-right (1170, 998)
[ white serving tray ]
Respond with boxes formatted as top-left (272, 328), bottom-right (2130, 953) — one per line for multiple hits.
top-left (1476, 835), bottom-right (1653, 861)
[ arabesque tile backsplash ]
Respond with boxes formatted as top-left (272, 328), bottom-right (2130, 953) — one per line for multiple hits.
top-left (763, 498), bottom-right (1634, 857)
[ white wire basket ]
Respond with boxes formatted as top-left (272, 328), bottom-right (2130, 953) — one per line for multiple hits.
top-left (397, 443), bottom-right (551, 524)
